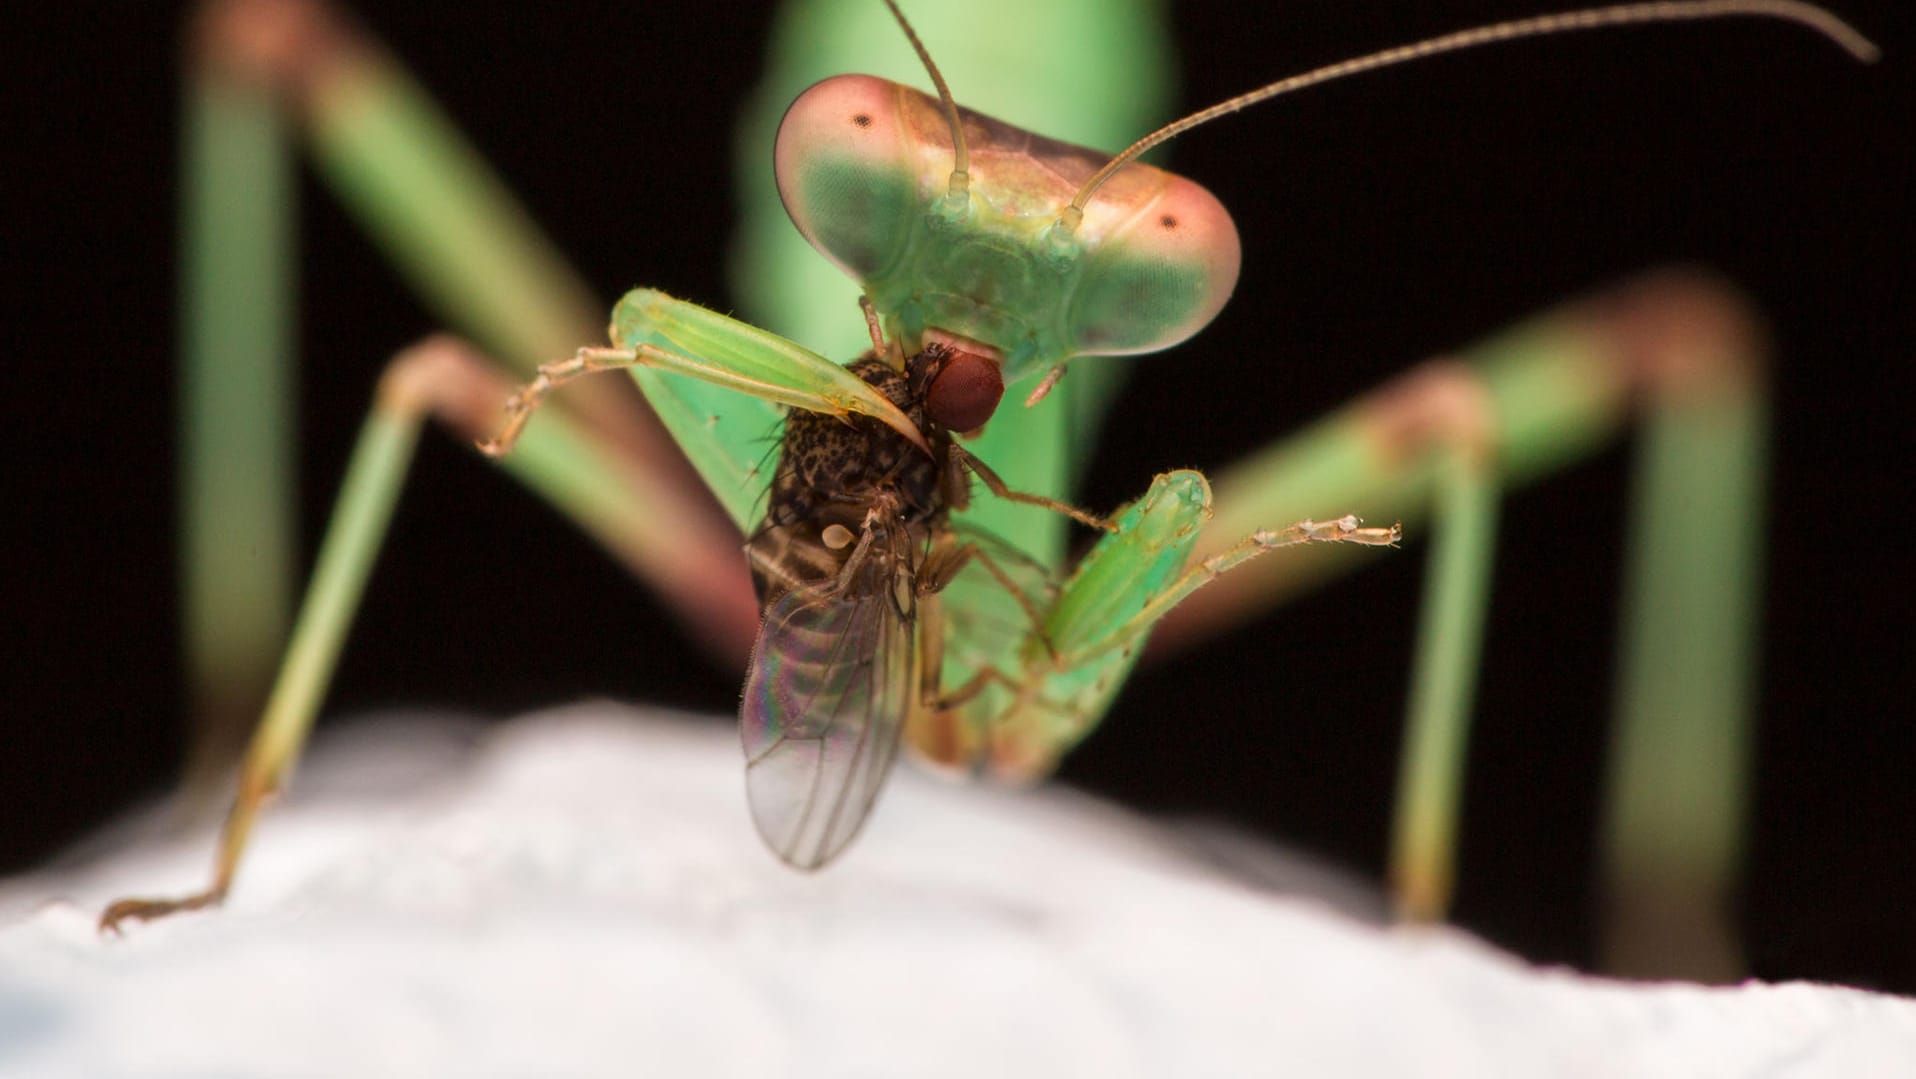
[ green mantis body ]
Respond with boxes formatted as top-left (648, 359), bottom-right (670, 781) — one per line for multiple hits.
top-left (479, 86), bottom-right (1397, 858)
top-left (477, 0), bottom-right (1867, 861)
top-left (100, 0), bottom-right (1877, 958)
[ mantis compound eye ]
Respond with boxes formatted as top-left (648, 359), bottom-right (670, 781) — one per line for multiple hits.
top-left (923, 347), bottom-right (1003, 433)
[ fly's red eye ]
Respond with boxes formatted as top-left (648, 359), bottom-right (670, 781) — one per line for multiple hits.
top-left (925, 349), bottom-right (1003, 433)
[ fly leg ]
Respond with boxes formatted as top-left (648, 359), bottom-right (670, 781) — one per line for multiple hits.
top-left (951, 444), bottom-right (1113, 533)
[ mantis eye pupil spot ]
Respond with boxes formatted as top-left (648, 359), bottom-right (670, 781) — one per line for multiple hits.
top-left (925, 348), bottom-right (1004, 433)
top-left (851, 113), bottom-right (873, 128)
top-left (1159, 214), bottom-right (1178, 230)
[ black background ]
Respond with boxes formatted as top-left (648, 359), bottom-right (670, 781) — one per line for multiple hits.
top-left (8, 2), bottom-right (1912, 990)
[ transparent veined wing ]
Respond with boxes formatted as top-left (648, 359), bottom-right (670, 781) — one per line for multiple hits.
top-left (740, 579), bottom-right (921, 869)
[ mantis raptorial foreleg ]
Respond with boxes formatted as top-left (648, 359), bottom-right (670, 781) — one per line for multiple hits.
top-left (912, 470), bottom-right (1402, 779)
top-left (480, 289), bottom-right (930, 463)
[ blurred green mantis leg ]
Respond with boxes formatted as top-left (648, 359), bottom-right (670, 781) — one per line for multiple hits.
top-left (1151, 272), bottom-right (1767, 970)
top-left (201, 0), bottom-right (731, 523)
top-left (104, 338), bottom-right (758, 932)
top-left (181, 0), bottom-right (731, 785)
top-left (1380, 367), bottom-right (1502, 923)
top-left (225, 0), bottom-right (606, 374)
top-left (1601, 302), bottom-right (1769, 981)
top-left (179, 9), bottom-right (298, 799)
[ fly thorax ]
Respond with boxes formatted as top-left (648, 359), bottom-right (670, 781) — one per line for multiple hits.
top-left (753, 353), bottom-right (946, 609)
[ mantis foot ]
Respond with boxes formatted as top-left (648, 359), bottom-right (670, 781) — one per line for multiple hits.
top-left (99, 888), bottom-right (227, 936)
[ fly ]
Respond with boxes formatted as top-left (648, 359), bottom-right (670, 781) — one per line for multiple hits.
top-left (739, 329), bottom-right (1098, 867)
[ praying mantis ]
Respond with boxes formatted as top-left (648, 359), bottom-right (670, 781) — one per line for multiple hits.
top-left (88, 0), bottom-right (1885, 980)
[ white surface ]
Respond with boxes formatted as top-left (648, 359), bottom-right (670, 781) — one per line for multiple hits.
top-left (3, 704), bottom-right (1913, 1077)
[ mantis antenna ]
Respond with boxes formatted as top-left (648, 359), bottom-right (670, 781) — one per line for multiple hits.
top-left (1056, 0), bottom-right (1880, 232)
top-left (881, 0), bottom-right (971, 206)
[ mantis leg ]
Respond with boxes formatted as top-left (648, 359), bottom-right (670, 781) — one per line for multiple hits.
top-left (1153, 272), bottom-right (1767, 973)
top-left (1600, 337), bottom-right (1767, 981)
top-left (916, 471), bottom-right (1399, 780)
top-left (486, 292), bottom-right (928, 460)
top-left (1377, 366), bottom-right (1502, 924)
top-left (183, 0), bottom-right (714, 785)
top-left (179, 48), bottom-right (297, 800)
top-left (480, 289), bottom-right (947, 532)
top-left (102, 338), bottom-right (759, 932)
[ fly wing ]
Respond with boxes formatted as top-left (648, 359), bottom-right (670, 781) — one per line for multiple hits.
top-left (739, 583), bottom-right (919, 869)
